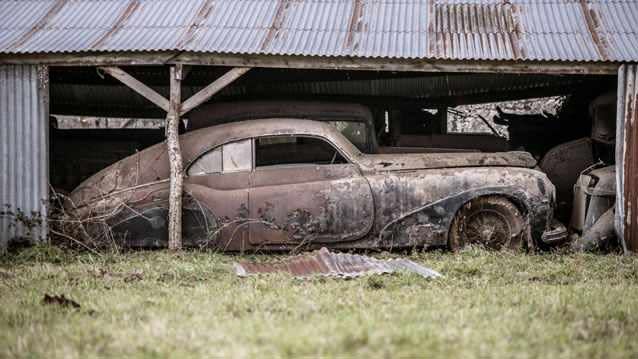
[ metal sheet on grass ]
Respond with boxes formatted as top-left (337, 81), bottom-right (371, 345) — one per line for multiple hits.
top-left (234, 247), bottom-right (441, 279)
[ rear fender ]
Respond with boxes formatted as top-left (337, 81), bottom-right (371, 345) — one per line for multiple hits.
top-left (105, 183), bottom-right (218, 248)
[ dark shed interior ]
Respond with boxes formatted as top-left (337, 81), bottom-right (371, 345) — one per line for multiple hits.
top-left (49, 66), bottom-right (617, 227)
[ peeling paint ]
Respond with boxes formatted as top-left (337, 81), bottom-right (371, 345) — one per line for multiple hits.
top-left (579, 0), bottom-right (610, 61)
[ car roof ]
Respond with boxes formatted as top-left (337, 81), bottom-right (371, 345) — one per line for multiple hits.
top-left (187, 101), bottom-right (374, 131)
top-left (180, 118), bottom-right (360, 161)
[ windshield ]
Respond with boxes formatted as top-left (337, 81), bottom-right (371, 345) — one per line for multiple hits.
top-left (326, 121), bottom-right (368, 152)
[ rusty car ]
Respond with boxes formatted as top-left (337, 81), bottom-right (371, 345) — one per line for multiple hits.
top-left (69, 118), bottom-right (567, 251)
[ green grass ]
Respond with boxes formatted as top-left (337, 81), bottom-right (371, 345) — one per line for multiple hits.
top-left (1, 246), bottom-right (637, 358)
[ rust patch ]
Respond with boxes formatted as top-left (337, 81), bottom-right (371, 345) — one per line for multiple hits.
top-left (91, 0), bottom-right (140, 50)
top-left (579, 0), bottom-right (609, 61)
top-left (344, 0), bottom-right (364, 51)
top-left (7, 0), bottom-right (68, 51)
top-left (507, 3), bottom-right (525, 60)
top-left (427, 0), bottom-right (437, 57)
top-left (175, 0), bottom-right (215, 49)
top-left (429, 2), bottom-right (523, 59)
top-left (260, 0), bottom-right (291, 52)
top-left (234, 247), bottom-right (442, 279)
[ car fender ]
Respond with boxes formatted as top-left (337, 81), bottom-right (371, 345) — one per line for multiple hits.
top-left (376, 186), bottom-right (549, 248)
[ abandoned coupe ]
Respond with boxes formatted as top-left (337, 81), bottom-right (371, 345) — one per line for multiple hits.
top-left (70, 119), bottom-right (567, 251)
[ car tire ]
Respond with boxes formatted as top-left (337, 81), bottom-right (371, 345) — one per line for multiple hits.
top-left (449, 196), bottom-right (527, 251)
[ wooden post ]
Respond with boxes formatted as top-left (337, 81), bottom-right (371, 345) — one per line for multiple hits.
top-left (99, 65), bottom-right (251, 250)
top-left (167, 65), bottom-right (183, 250)
top-left (616, 64), bottom-right (638, 253)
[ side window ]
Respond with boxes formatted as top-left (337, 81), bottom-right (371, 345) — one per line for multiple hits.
top-left (188, 147), bottom-right (221, 176)
top-left (188, 139), bottom-right (252, 176)
top-left (222, 139), bottom-right (252, 172)
top-left (255, 136), bottom-right (347, 168)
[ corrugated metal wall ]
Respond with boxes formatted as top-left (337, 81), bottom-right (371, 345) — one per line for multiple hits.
top-left (616, 64), bottom-right (638, 253)
top-left (0, 64), bottom-right (49, 251)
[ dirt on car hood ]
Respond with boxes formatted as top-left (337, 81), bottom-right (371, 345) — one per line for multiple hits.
top-left (358, 151), bottom-right (537, 172)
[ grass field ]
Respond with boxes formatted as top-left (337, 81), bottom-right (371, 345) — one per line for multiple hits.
top-left (1, 245), bottom-right (637, 358)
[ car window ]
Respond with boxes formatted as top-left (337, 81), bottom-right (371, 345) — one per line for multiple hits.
top-left (326, 121), bottom-right (368, 151)
top-left (188, 147), bottom-right (222, 175)
top-left (223, 139), bottom-right (252, 172)
top-left (255, 136), bottom-right (347, 168)
top-left (188, 138), bottom-right (252, 176)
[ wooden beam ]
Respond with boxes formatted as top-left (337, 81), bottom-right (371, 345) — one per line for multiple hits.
top-left (180, 67), bottom-right (251, 115)
top-left (1, 52), bottom-right (619, 75)
top-left (99, 66), bottom-right (170, 112)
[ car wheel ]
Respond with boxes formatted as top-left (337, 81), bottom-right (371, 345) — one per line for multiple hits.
top-left (449, 196), bottom-right (526, 251)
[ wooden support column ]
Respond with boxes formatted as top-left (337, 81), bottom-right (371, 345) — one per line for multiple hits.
top-left (616, 64), bottom-right (638, 253)
top-left (167, 65), bottom-right (183, 250)
top-left (100, 65), bottom-right (251, 250)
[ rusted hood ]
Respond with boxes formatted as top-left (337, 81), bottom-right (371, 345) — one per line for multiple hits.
top-left (358, 151), bottom-right (537, 172)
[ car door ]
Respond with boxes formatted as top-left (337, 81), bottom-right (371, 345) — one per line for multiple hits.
top-left (184, 138), bottom-right (253, 250)
top-left (249, 135), bottom-right (374, 246)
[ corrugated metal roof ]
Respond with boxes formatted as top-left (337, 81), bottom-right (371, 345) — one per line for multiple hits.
top-left (0, 0), bottom-right (636, 62)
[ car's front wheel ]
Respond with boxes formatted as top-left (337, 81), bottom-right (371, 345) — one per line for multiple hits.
top-left (449, 196), bottom-right (527, 251)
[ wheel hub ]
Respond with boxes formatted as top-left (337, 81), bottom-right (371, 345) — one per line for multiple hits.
top-left (464, 210), bottom-right (512, 249)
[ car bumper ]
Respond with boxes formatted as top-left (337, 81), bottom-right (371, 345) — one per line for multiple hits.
top-left (540, 219), bottom-right (568, 245)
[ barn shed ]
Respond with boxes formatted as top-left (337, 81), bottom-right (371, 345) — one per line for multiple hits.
top-left (0, 0), bottom-right (637, 252)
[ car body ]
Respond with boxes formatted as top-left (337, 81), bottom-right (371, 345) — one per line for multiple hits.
top-left (69, 119), bottom-right (565, 251)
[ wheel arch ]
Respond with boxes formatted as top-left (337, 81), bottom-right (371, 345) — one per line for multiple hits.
top-left (377, 185), bottom-right (536, 248)
top-left (450, 192), bottom-right (532, 222)
top-left (447, 193), bottom-right (534, 250)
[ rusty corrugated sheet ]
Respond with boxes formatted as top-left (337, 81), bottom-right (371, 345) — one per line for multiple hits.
top-left (429, 1), bottom-right (522, 60)
top-left (0, 64), bottom-right (49, 251)
top-left (234, 247), bottom-right (442, 278)
top-left (616, 64), bottom-right (638, 254)
top-left (0, 0), bottom-right (636, 63)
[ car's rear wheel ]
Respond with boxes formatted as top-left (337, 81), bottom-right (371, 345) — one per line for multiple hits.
top-left (449, 196), bottom-right (526, 251)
